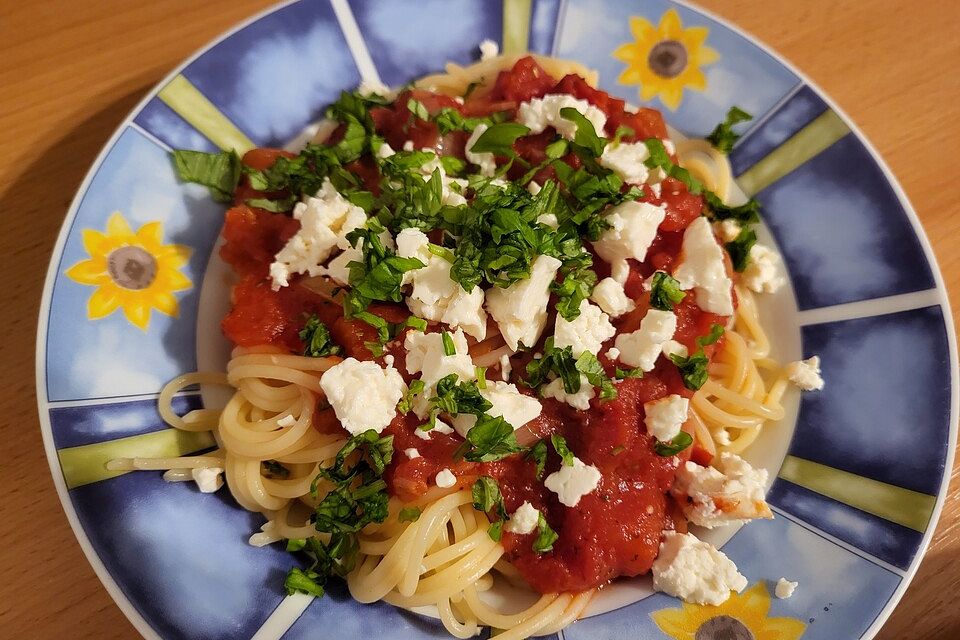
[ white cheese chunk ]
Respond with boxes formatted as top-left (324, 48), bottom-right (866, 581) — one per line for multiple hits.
top-left (413, 417), bottom-right (454, 440)
top-left (671, 453), bottom-right (772, 528)
top-left (500, 354), bottom-right (512, 381)
top-left (652, 531), bottom-right (747, 606)
top-left (742, 243), bottom-right (785, 294)
top-left (517, 94), bottom-right (607, 141)
top-left (504, 501), bottom-right (540, 535)
top-left (785, 355), bottom-right (824, 391)
top-left (396, 228), bottom-right (487, 340)
top-left (191, 467), bottom-right (223, 494)
top-left (452, 380), bottom-right (542, 437)
top-left (599, 141), bottom-right (650, 184)
top-left (672, 216), bottom-right (734, 315)
top-left (320, 358), bottom-right (406, 434)
top-left (465, 123), bottom-right (497, 176)
top-left (527, 181), bottom-right (542, 195)
top-left (536, 212), bottom-right (559, 229)
top-left (717, 219), bottom-right (741, 243)
top-left (614, 309), bottom-right (677, 371)
top-left (404, 329), bottom-right (476, 417)
top-left (592, 201), bottom-right (667, 273)
top-left (590, 277), bottom-right (635, 318)
top-left (644, 394), bottom-right (689, 442)
top-left (544, 457), bottom-right (602, 507)
top-left (775, 578), bottom-right (798, 599)
top-left (606, 347), bottom-right (620, 360)
top-left (404, 448), bottom-right (421, 460)
top-left (419, 151), bottom-right (469, 206)
top-left (276, 415), bottom-right (296, 428)
top-left (479, 39), bottom-right (499, 60)
top-left (553, 300), bottom-right (616, 358)
top-left (542, 375), bottom-right (595, 410)
top-left (435, 468), bottom-right (457, 488)
top-left (485, 255), bottom-right (562, 351)
top-left (661, 339), bottom-right (688, 359)
top-left (270, 178), bottom-right (367, 289)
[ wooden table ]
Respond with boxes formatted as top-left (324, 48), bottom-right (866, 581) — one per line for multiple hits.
top-left (1, 0), bottom-right (957, 637)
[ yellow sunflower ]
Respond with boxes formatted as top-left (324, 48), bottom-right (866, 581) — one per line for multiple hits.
top-left (65, 211), bottom-right (192, 331)
top-left (613, 8), bottom-right (719, 110)
top-left (651, 583), bottom-right (806, 640)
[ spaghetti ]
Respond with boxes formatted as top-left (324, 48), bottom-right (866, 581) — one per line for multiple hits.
top-left (114, 50), bottom-right (797, 639)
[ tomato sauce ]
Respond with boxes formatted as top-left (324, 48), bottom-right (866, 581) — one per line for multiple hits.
top-left (217, 56), bottom-right (734, 595)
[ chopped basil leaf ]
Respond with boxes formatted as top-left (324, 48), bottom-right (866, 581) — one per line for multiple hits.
top-left (472, 476), bottom-right (508, 521)
top-left (487, 519), bottom-right (504, 542)
top-left (430, 374), bottom-right (492, 417)
top-left (703, 191), bottom-right (761, 225)
top-left (286, 539), bottom-right (307, 552)
top-left (654, 431), bottom-right (694, 456)
top-left (398, 507), bottom-right (422, 523)
top-left (725, 226), bottom-right (757, 272)
top-left (615, 366), bottom-right (644, 379)
top-left (649, 271), bottom-right (686, 311)
top-left (172, 149), bottom-right (241, 202)
top-left (526, 440), bottom-right (548, 479)
top-left (439, 155), bottom-right (467, 175)
top-left (612, 125), bottom-right (635, 145)
top-left (476, 366), bottom-right (487, 389)
top-left (407, 98), bottom-right (429, 121)
top-left (263, 460), bottom-right (290, 479)
top-left (669, 350), bottom-right (710, 391)
top-left (544, 138), bottom-right (569, 159)
top-left (245, 196), bottom-right (297, 213)
top-left (405, 316), bottom-right (428, 332)
top-left (533, 513), bottom-right (559, 554)
top-left (697, 323), bottom-right (725, 347)
top-left (550, 434), bottom-right (575, 466)
top-left (397, 379), bottom-right (425, 414)
top-left (706, 106), bottom-right (753, 153)
top-left (284, 567), bottom-right (325, 598)
top-left (468, 122), bottom-right (531, 157)
top-left (461, 415), bottom-right (524, 462)
top-left (428, 243), bottom-right (455, 264)
top-left (441, 331), bottom-right (456, 356)
top-left (559, 107), bottom-right (606, 157)
top-left (575, 351), bottom-right (617, 400)
top-left (300, 315), bottom-right (341, 357)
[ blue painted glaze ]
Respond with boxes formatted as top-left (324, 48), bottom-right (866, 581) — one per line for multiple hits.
top-left (50, 394), bottom-right (202, 449)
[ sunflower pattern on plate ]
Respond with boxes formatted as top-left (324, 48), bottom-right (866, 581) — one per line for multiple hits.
top-left (612, 8), bottom-right (719, 110)
top-left (651, 582), bottom-right (806, 640)
top-left (65, 211), bottom-right (192, 331)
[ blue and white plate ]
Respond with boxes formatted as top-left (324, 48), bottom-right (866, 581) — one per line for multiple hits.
top-left (37, 1), bottom-right (957, 638)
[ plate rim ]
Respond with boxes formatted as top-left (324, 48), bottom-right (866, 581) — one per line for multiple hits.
top-left (34, 1), bottom-right (958, 638)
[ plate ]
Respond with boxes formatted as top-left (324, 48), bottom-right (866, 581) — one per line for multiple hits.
top-left (36, 1), bottom-right (957, 639)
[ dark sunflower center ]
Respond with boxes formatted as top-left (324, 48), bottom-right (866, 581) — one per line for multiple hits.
top-left (647, 40), bottom-right (688, 78)
top-left (107, 246), bottom-right (158, 290)
top-left (695, 615), bottom-right (755, 640)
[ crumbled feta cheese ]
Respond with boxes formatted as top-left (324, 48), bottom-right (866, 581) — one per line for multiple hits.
top-left (672, 217), bottom-right (734, 315)
top-left (590, 277), bottom-right (636, 318)
top-left (553, 300), bottom-right (616, 358)
top-left (479, 39), bottom-right (499, 60)
top-left (500, 354), bottom-right (512, 381)
top-left (435, 468), bottom-right (457, 488)
top-left (644, 394), bottom-right (689, 442)
top-left (663, 140), bottom-right (676, 155)
top-left (321, 245), bottom-right (358, 286)
top-left (320, 358), bottom-right (407, 434)
top-left (384, 354), bottom-right (394, 367)
top-left (191, 467), bottom-right (223, 493)
top-left (652, 531), bottom-right (747, 606)
top-left (606, 347), bottom-right (620, 360)
top-left (592, 200), bottom-right (667, 274)
top-left (485, 255), bottom-right (562, 351)
top-left (396, 228), bottom-right (487, 340)
top-left (542, 375), bottom-right (595, 410)
top-left (536, 212), bottom-right (559, 229)
top-left (248, 521), bottom-right (281, 547)
top-left (742, 243), bottom-right (785, 294)
top-left (276, 415), bottom-right (296, 428)
top-left (452, 380), bottom-right (542, 437)
top-left (614, 309), bottom-right (677, 371)
top-left (611, 259), bottom-right (632, 284)
top-left (465, 123), bottom-right (497, 176)
top-left (715, 429), bottom-right (731, 446)
top-left (504, 501), bottom-right (540, 535)
top-left (413, 420), bottom-right (454, 440)
top-left (671, 453), bottom-right (772, 528)
top-left (661, 339), bottom-right (688, 359)
top-left (775, 578), bottom-right (798, 599)
top-left (785, 356), bottom-right (824, 391)
top-left (717, 219), bottom-right (741, 243)
top-left (544, 456), bottom-right (602, 507)
top-left (599, 141), bottom-right (650, 184)
top-left (358, 78), bottom-right (394, 99)
top-left (517, 94), bottom-right (607, 141)
top-left (404, 448), bottom-right (421, 460)
top-left (376, 141), bottom-right (396, 159)
top-left (404, 329), bottom-right (476, 417)
top-left (649, 182), bottom-right (662, 198)
top-left (270, 178), bottom-right (366, 289)
top-left (527, 181), bottom-right (542, 195)
top-left (403, 140), bottom-right (415, 151)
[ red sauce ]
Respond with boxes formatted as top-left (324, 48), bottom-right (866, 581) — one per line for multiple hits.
top-left (217, 56), bottom-right (734, 596)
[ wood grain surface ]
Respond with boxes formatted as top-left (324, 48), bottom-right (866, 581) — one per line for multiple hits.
top-left (1, 1), bottom-right (957, 637)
